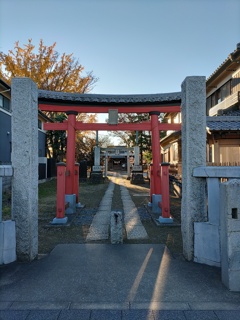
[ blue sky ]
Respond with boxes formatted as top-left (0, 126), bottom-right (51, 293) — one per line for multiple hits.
top-left (0, 0), bottom-right (239, 136)
top-left (1, 0), bottom-right (239, 96)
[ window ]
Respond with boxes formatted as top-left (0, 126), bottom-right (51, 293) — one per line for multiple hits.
top-left (207, 79), bottom-right (232, 110)
top-left (4, 97), bottom-right (10, 111)
top-left (38, 119), bottom-right (42, 129)
top-left (0, 94), bottom-right (10, 112)
top-left (0, 95), bottom-right (3, 108)
top-left (220, 146), bottom-right (240, 163)
top-left (172, 143), bottom-right (178, 162)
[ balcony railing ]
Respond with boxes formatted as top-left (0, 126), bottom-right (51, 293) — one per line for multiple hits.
top-left (209, 91), bottom-right (240, 116)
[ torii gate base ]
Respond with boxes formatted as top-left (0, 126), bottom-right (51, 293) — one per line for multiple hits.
top-left (149, 162), bottom-right (173, 224)
top-left (51, 162), bottom-right (82, 225)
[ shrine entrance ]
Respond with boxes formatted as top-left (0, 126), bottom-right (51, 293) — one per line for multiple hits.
top-left (38, 91), bottom-right (181, 224)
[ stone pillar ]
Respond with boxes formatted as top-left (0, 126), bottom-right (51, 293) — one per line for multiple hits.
top-left (104, 151), bottom-right (108, 178)
top-left (127, 150), bottom-right (131, 179)
top-left (220, 179), bottom-right (240, 291)
top-left (11, 78), bottom-right (38, 262)
top-left (181, 76), bottom-right (207, 261)
top-left (90, 146), bottom-right (102, 182)
top-left (134, 146), bottom-right (140, 166)
top-left (93, 146), bottom-right (101, 171)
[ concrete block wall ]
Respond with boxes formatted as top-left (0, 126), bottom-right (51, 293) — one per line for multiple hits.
top-left (0, 220), bottom-right (16, 264)
top-left (220, 179), bottom-right (240, 291)
top-left (194, 177), bottom-right (221, 267)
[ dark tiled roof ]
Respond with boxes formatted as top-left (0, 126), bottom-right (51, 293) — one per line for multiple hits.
top-left (38, 90), bottom-right (181, 105)
top-left (206, 44), bottom-right (240, 82)
top-left (207, 115), bottom-right (240, 131)
top-left (223, 109), bottom-right (240, 116)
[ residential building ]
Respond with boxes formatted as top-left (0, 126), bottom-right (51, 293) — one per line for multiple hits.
top-left (0, 79), bottom-right (49, 180)
top-left (161, 43), bottom-right (240, 175)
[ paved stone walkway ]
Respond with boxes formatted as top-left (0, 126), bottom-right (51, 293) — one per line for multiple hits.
top-left (86, 174), bottom-right (148, 241)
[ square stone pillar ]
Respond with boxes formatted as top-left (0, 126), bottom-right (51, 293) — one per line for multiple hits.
top-left (93, 146), bottom-right (101, 171)
top-left (220, 179), bottom-right (240, 291)
top-left (134, 146), bottom-right (140, 166)
top-left (11, 78), bottom-right (38, 262)
top-left (181, 76), bottom-right (207, 261)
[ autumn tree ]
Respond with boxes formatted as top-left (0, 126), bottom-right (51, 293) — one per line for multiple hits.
top-left (0, 39), bottom-right (97, 92)
top-left (0, 39), bottom-right (98, 159)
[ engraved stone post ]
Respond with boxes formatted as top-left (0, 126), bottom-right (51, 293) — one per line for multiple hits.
top-left (11, 78), bottom-right (38, 261)
top-left (93, 146), bottom-right (101, 171)
top-left (181, 76), bottom-right (207, 261)
top-left (134, 146), bottom-right (140, 166)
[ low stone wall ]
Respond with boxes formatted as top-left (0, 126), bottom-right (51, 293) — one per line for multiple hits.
top-left (220, 179), bottom-right (240, 291)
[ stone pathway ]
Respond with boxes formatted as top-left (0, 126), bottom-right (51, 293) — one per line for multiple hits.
top-left (86, 181), bottom-right (115, 241)
top-left (120, 180), bottom-right (148, 240)
top-left (86, 174), bottom-right (148, 241)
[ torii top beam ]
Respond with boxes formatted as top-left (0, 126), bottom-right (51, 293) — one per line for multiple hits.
top-left (38, 90), bottom-right (181, 113)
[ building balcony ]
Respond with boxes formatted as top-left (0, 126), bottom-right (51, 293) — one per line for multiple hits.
top-left (209, 91), bottom-right (240, 116)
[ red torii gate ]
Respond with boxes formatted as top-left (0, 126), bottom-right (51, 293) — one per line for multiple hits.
top-left (38, 92), bottom-right (181, 222)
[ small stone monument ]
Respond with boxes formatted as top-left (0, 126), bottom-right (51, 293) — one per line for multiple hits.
top-left (131, 146), bottom-right (144, 184)
top-left (90, 146), bottom-right (103, 183)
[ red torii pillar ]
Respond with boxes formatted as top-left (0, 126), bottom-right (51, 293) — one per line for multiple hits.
top-left (65, 111), bottom-right (78, 195)
top-left (149, 111), bottom-right (162, 197)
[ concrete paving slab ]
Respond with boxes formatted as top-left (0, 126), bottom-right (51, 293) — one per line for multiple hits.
top-left (189, 302), bottom-right (240, 310)
top-left (58, 309), bottom-right (91, 320)
top-left (0, 302), bottom-right (12, 310)
top-left (98, 204), bottom-right (112, 210)
top-left (0, 310), bottom-right (30, 320)
top-left (86, 230), bottom-right (109, 241)
top-left (10, 301), bottom-right (69, 310)
top-left (215, 310), bottom-right (240, 320)
top-left (25, 309), bottom-right (60, 320)
top-left (184, 310), bottom-right (218, 320)
top-left (152, 310), bottom-right (186, 320)
top-left (1, 244), bottom-right (240, 309)
top-left (70, 302), bottom-right (129, 310)
top-left (130, 302), bottom-right (190, 310)
top-left (122, 309), bottom-right (155, 320)
top-left (124, 216), bottom-right (143, 225)
top-left (91, 309), bottom-right (121, 320)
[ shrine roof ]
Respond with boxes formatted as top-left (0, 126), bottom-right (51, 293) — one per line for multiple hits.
top-left (38, 90), bottom-right (181, 105)
top-left (207, 114), bottom-right (240, 131)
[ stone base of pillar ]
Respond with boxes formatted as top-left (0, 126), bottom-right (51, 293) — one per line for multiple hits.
top-left (157, 216), bottom-right (173, 224)
top-left (51, 217), bottom-right (68, 225)
top-left (130, 172), bottom-right (144, 184)
top-left (76, 202), bottom-right (85, 208)
top-left (152, 194), bottom-right (162, 214)
top-left (65, 194), bottom-right (76, 214)
top-left (89, 171), bottom-right (103, 183)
